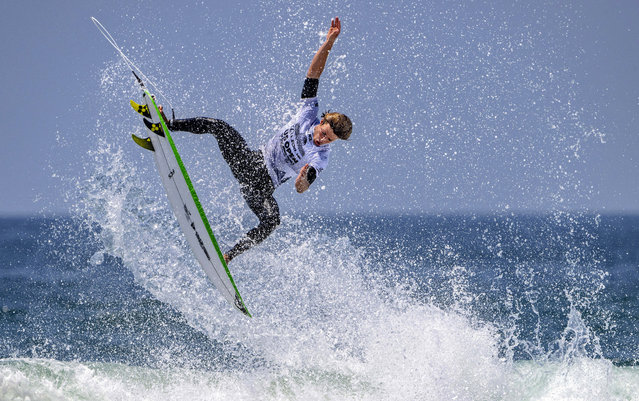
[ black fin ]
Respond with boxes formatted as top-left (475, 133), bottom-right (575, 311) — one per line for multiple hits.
top-left (143, 118), bottom-right (165, 137)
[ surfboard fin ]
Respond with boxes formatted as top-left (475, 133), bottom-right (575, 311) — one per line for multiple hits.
top-left (143, 118), bottom-right (165, 137)
top-left (130, 99), bottom-right (151, 119)
top-left (131, 134), bottom-right (154, 151)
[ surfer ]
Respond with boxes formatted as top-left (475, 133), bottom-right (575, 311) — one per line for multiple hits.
top-left (160, 17), bottom-right (351, 263)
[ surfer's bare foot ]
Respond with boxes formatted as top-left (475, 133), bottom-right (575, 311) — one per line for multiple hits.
top-left (158, 105), bottom-right (169, 123)
top-left (223, 254), bottom-right (230, 264)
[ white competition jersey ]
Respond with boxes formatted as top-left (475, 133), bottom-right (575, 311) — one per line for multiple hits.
top-left (261, 97), bottom-right (331, 188)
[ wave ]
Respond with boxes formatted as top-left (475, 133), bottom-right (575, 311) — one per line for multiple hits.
top-left (2, 357), bottom-right (638, 401)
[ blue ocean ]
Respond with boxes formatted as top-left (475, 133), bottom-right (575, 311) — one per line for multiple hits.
top-left (2, 209), bottom-right (638, 399)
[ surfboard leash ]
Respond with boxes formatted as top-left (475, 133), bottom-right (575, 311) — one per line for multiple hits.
top-left (91, 16), bottom-right (176, 119)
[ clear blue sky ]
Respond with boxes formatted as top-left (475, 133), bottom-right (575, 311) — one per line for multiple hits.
top-left (1, 0), bottom-right (638, 216)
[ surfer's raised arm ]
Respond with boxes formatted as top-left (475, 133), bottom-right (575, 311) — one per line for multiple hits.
top-left (306, 17), bottom-right (341, 79)
top-left (293, 17), bottom-right (346, 194)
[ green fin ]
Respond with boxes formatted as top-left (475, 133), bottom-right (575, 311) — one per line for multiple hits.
top-left (130, 100), bottom-right (151, 119)
top-left (131, 134), bottom-right (154, 151)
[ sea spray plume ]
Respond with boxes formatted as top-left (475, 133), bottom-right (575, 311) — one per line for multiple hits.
top-left (552, 304), bottom-right (604, 364)
top-left (201, 215), bottom-right (512, 400)
top-left (68, 151), bottom-right (519, 398)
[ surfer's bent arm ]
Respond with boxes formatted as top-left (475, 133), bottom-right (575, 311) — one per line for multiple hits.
top-left (306, 17), bottom-right (341, 80)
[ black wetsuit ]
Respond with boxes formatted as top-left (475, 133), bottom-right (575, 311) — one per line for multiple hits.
top-left (167, 118), bottom-right (279, 261)
top-left (167, 78), bottom-right (319, 261)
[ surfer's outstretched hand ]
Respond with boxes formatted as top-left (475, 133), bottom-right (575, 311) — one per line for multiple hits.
top-left (295, 164), bottom-right (311, 193)
top-left (327, 17), bottom-right (341, 43)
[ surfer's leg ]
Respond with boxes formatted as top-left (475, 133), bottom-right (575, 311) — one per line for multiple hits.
top-left (171, 118), bottom-right (257, 183)
top-left (226, 191), bottom-right (280, 262)
top-left (170, 117), bottom-right (280, 261)
top-left (168, 117), bottom-right (227, 135)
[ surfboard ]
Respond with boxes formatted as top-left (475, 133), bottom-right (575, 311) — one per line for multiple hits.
top-left (131, 89), bottom-right (251, 317)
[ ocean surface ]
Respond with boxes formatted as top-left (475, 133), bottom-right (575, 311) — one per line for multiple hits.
top-left (1, 212), bottom-right (638, 400)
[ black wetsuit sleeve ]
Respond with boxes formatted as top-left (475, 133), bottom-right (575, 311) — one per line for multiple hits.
top-left (306, 166), bottom-right (317, 185)
top-left (301, 78), bottom-right (319, 99)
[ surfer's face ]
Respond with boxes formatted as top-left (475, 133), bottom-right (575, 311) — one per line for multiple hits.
top-left (313, 121), bottom-right (338, 146)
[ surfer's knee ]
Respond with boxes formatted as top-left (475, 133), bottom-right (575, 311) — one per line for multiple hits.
top-left (262, 198), bottom-right (280, 232)
top-left (261, 213), bottom-right (280, 235)
top-left (254, 212), bottom-right (280, 243)
top-left (244, 213), bottom-right (279, 248)
top-left (270, 213), bottom-right (281, 230)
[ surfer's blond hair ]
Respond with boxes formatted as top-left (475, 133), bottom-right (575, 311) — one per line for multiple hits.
top-left (322, 111), bottom-right (352, 140)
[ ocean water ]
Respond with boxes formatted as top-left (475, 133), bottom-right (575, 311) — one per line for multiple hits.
top-left (1, 210), bottom-right (639, 400)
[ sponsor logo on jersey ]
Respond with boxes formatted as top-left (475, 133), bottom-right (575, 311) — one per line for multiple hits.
top-left (280, 123), bottom-right (306, 165)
